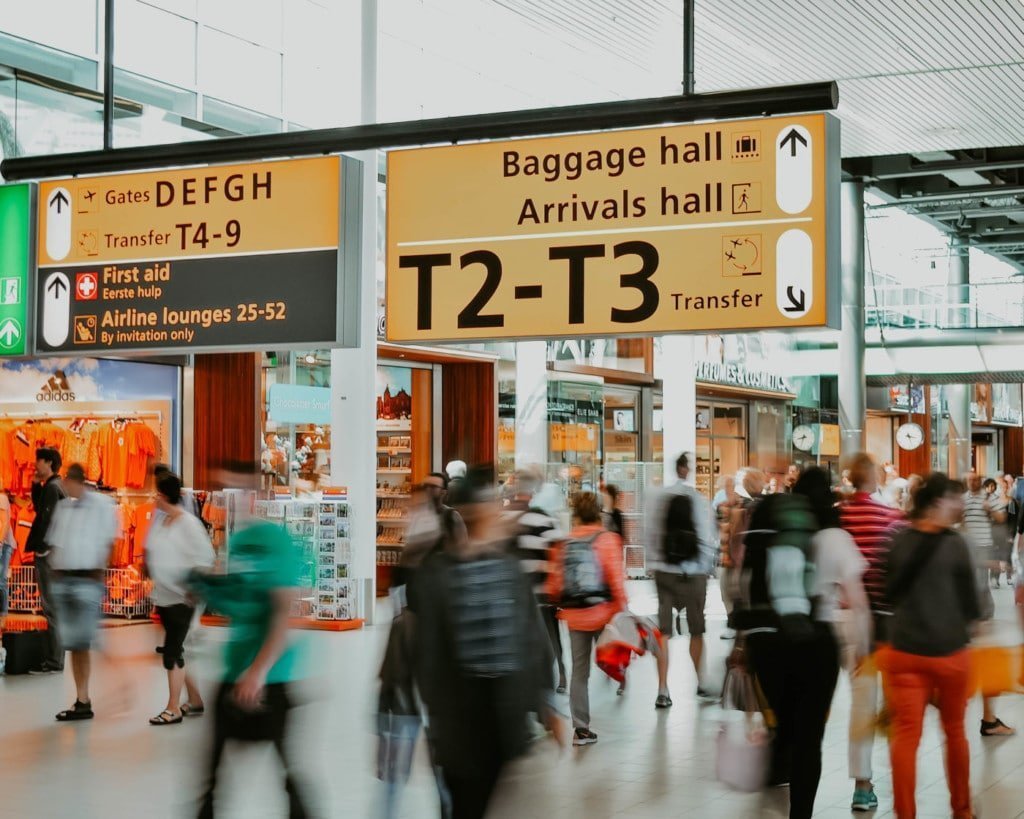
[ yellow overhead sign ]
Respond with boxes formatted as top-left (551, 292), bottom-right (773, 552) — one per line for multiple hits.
top-left (33, 156), bottom-right (361, 356)
top-left (37, 156), bottom-right (339, 267)
top-left (385, 113), bottom-right (840, 342)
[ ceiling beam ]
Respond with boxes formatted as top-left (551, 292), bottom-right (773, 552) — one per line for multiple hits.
top-left (0, 81), bottom-right (838, 180)
top-left (868, 185), bottom-right (1024, 209)
top-left (869, 157), bottom-right (1024, 180)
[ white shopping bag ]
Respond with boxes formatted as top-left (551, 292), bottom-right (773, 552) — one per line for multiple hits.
top-left (715, 666), bottom-right (771, 792)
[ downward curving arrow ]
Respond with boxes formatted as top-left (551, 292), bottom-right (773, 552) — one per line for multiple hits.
top-left (783, 286), bottom-right (806, 313)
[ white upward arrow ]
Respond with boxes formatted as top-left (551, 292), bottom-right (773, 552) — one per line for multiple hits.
top-left (0, 318), bottom-right (20, 346)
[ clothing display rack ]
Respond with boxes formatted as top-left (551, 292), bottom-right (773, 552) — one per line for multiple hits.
top-left (0, 410), bottom-right (163, 423)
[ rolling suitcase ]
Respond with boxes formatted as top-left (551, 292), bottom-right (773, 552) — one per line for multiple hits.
top-left (1, 629), bottom-right (47, 674)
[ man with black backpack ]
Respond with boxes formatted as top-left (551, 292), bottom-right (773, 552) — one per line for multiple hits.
top-left (645, 453), bottom-right (716, 708)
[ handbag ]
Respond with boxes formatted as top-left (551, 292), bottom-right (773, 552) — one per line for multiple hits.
top-left (969, 642), bottom-right (1021, 697)
top-left (715, 665), bottom-right (772, 793)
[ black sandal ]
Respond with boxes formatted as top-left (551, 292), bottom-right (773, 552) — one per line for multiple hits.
top-left (149, 709), bottom-right (183, 726)
top-left (56, 701), bottom-right (94, 721)
top-left (180, 703), bottom-right (205, 717)
top-left (981, 718), bottom-right (1016, 737)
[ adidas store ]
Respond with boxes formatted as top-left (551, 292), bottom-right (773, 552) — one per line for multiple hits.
top-left (0, 357), bottom-right (182, 620)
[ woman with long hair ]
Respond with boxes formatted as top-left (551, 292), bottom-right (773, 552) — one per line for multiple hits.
top-left (880, 473), bottom-right (980, 819)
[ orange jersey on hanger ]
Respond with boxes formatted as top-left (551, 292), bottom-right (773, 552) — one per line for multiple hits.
top-left (125, 423), bottom-right (159, 488)
top-left (0, 421), bottom-right (16, 492)
top-left (110, 502), bottom-right (135, 567)
top-left (63, 422), bottom-right (98, 476)
top-left (92, 420), bottom-right (132, 488)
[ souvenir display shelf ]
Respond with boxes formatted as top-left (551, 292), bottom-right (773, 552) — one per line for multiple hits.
top-left (376, 431), bottom-right (412, 567)
top-left (250, 494), bottom-right (357, 621)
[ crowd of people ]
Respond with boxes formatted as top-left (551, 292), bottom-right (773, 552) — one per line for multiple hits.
top-left (387, 455), bottom-right (1023, 818)
top-left (3, 447), bottom-right (1023, 819)
top-left (0, 450), bottom-right (312, 816)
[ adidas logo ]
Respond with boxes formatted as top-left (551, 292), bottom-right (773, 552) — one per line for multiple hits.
top-left (36, 369), bottom-right (76, 402)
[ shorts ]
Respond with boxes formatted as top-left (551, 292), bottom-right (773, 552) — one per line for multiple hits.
top-left (156, 604), bottom-right (195, 670)
top-left (52, 576), bottom-right (104, 651)
top-left (655, 571), bottom-right (707, 637)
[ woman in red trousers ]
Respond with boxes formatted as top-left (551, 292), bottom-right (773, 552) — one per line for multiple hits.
top-left (880, 473), bottom-right (980, 819)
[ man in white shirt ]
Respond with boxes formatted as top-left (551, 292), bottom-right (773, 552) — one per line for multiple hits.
top-left (644, 453), bottom-right (717, 707)
top-left (47, 463), bottom-right (118, 721)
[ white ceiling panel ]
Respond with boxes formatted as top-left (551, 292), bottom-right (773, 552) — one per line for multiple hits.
top-left (485, 0), bottom-right (1024, 158)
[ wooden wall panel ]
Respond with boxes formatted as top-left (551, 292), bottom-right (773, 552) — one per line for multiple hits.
top-left (193, 353), bottom-right (259, 490)
top-left (441, 362), bottom-right (495, 472)
top-left (1003, 426), bottom-right (1023, 477)
top-left (898, 409), bottom-right (931, 478)
top-left (411, 368), bottom-right (433, 486)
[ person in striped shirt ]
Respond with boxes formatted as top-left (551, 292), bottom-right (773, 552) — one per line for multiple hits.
top-left (961, 473), bottom-right (1015, 737)
top-left (839, 452), bottom-right (905, 813)
top-left (505, 469), bottom-right (567, 693)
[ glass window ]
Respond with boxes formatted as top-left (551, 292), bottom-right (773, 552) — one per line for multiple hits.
top-left (261, 350), bottom-right (332, 493)
top-left (695, 400), bottom-right (747, 499)
top-left (199, 27), bottom-right (282, 114)
top-left (116, 1), bottom-right (197, 89)
top-left (604, 386), bottom-right (641, 464)
top-left (2, 74), bottom-right (103, 156)
top-left (203, 0), bottom-right (283, 50)
top-left (547, 338), bottom-right (649, 374)
top-left (282, 0), bottom-right (360, 128)
top-left (749, 400), bottom-right (789, 478)
top-left (4, 1), bottom-right (98, 58)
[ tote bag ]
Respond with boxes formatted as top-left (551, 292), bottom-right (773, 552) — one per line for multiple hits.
top-left (715, 666), bottom-right (772, 793)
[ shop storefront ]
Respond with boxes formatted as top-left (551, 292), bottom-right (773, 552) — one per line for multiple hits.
top-left (259, 343), bottom-right (497, 596)
top-left (692, 336), bottom-right (796, 499)
top-left (0, 357), bottom-right (182, 616)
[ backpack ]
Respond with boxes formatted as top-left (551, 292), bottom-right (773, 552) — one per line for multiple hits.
top-left (765, 494), bottom-right (819, 640)
top-left (663, 492), bottom-right (700, 565)
top-left (559, 533), bottom-right (611, 608)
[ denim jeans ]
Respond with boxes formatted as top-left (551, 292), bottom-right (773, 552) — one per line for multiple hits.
top-left (0, 541), bottom-right (12, 617)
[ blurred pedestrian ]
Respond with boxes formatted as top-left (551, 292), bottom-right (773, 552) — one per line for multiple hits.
top-left (189, 499), bottom-right (312, 818)
top-left (880, 473), bottom-right (981, 819)
top-left (46, 464), bottom-right (118, 721)
top-left (145, 471), bottom-right (214, 726)
top-left (547, 491), bottom-right (626, 742)
top-left (399, 472), bottom-right (464, 589)
top-left (961, 473), bottom-right (1015, 737)
top-left (410, 467), bottom-right (561, 817)
top-left (784, 463), bottom-right (802, 493)
top-left (714, 475), bottom-right (740, 635)
top-left (985, 476), bottom-right (1013, 588)
top-left (603, 484), bottom-right (624, 538)
top-left (645, 454), bottom-right (717, 708)
top-left (0, 487), bottom-right (13, 636)
top-left (737, 467), bottom-right (868, 818)
top-left (506, 468), bottom-right (567, 693)
top-left (445, 460), bottom-right (468, 494)
top-left (26, 448), bottom-right (66, 674)
top-left (838, 452), bottom-right (904, 813)
top-left (903, 474), bottom-right (923, 514)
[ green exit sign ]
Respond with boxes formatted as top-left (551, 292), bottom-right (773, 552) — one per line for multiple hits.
top-left (0, 183), bottom-right (32, 356)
